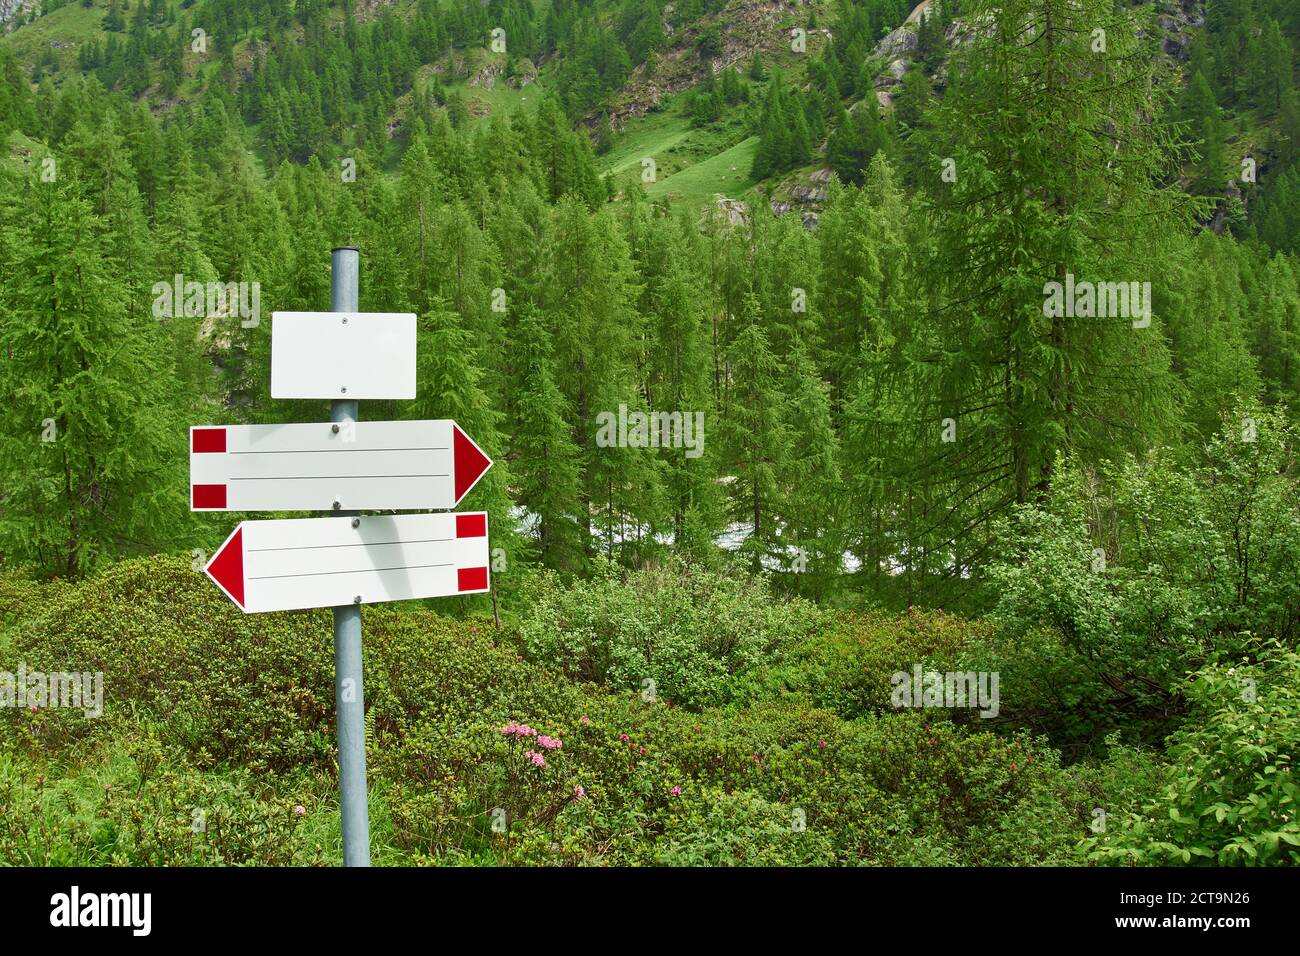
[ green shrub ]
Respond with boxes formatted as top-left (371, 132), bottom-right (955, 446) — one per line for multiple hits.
top-left (1083, 646), bottom-right (1300, 865)
top-left (986, 410), bottom-right (1300, 752)
top-left (731, 609), bottom-right (996, 720)
top-left (515, 559), bottom-right (826, 709)
top-left (0, 553), bottom-right (1099, 866)
top-left (642, 788), bottom-right (839, 865)
top-left (9, 554), bottom-right (336, 772)
top-left (0, 729), bottom-right (325, 866)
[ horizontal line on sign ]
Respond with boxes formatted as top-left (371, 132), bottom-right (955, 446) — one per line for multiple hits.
top-left (229, 447), bottom-right (449, 454)
top-left (249, 562), bottom-right (454, 581)
top-left (249, 537), bottom-right (454, 552)
top-left (228, 474), bottom-right (450, 480)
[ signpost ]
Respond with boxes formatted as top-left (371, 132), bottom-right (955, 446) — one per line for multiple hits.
top-left (188, 420), bottom-right (492, 512)
top-left (202, 512), bottom-right (491, 613)
top-left (193, 247), bottom-right (493, 867)
top-left (271, 310), bottom-right (416, 399)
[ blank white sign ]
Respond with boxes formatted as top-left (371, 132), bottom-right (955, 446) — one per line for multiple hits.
top-left (271, 311), bottom-right (416, 399)
top-left (204, 512), bottom-right (491, 614)
top-left (189, 420), bottom-right (492, 512)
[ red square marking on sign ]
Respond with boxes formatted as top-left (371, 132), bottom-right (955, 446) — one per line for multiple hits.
top-left (192, 484), bottom-right (227, 509)
top-left (192, 428), bottom-right (227, 453)
top-left (456, 513), bottom-right (487, 538)
top-left (457, 566), bottom-right (488, 592)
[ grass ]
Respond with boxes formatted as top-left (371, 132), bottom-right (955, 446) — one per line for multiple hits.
top-left (646, 134), bottom-right (761, 208)
top-left (599, 92), bottom-right (760, 211)
top-left (464, 78), bottom-right (544, 128)
top-left (1, 0), bottom-right (105, 77)
top-left (600, 108), bottom-right (695, 177)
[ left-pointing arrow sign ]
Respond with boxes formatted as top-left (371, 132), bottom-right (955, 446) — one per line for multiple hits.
top-left (204, 512), bottom-right (491, 613)
top-left (189, 420), bottom-right (492, 512)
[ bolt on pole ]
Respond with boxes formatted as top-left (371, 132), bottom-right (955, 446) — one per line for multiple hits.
top-left (330, 246), bottom-right (370, 867)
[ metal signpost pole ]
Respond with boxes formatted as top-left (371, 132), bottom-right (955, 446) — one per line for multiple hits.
top-left (329, 246), bottom-right (370, 867)
top-left (195, 252), bottom-right (492, 864)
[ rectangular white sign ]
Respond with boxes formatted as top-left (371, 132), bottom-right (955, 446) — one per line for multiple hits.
top-left (189, 420), bottom-right (492, 512)
top-left (204, 512), bottom-right (491, 614)
top-left (270, 311), bottom-right (416, 399)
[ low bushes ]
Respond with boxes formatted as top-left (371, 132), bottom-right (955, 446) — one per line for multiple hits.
top-left (1083, 646), bottom-right (1300, 865)
top-left (514, 559), bottom-right (826, 709)
top-left (1, 553), bottom-right (1290, 866)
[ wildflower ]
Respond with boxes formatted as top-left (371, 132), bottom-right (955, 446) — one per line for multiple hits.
top-left (818, 740), bottom-right (827, 749)
top-left (638, 747), bottom-right (646, 756)
top-left (29, 705), bottom-right (37, 714)
top-left (1011, 762), bottom-right (1018, 771)
top-left (294, 805), bottom-right (306, 816)
top-left (579, 715), bottom-right (590, 725)
top-left (670, 786), bottom-right (682, 797)
top-left (574, 785), bottom-right (585, 799)
top-left (620, 734), bottom-right (629, 742)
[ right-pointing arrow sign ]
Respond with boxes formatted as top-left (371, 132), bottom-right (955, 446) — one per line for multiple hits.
top-left (204, 512), bottom-right (491, 614)
top-left (190, 419), bottom-right (492, 512)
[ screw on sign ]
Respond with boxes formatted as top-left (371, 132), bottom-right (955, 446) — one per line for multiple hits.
top-left (190, 248), bottom-right (494, 866)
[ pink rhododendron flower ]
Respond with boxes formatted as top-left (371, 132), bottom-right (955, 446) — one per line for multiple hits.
top-left (620, 734), bottom-right (629, 742)
top-left (501, 721), bottom-right (541, 738)
top-left (670, 786), bottom-right (682, 796)
top-left (524, 750), bottom-right (547, 768)
top-left (579, 715), bottom-right (590, 725)
top-left (294, 805), bottom-right (306, 815)
top-left (818, 740), bottom-right (827, 749)
top-left (574, 785), bottom-right (585, 799)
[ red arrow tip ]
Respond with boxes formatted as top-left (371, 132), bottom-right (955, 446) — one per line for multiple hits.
top-left (453, 424), bottom-right (492, 504)
top-left (206, 526), bottom-right (245, 609)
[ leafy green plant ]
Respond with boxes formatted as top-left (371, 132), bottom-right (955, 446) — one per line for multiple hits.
top-left (516, 559), bottom-right (825, 709)
top-left (1084, 647), bottom-right (1300, 865)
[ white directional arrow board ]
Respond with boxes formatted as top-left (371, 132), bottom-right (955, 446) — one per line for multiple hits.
top-left (271, 311), bottom-right (416, 399)
top-left (189, 420), bottom-right (492, 512)
top-left (204, 512), bottom-right (491, 613)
